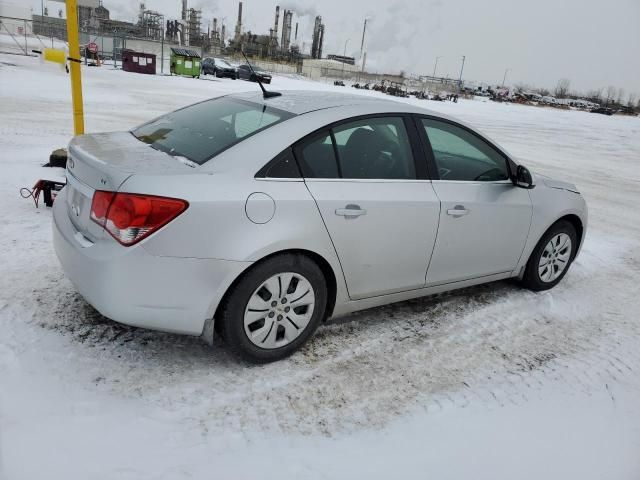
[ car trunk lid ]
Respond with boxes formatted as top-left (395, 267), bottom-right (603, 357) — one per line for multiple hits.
top-left (65, 131), bottom-right (194, 241)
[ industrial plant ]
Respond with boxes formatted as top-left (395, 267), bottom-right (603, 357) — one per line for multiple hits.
top-left (31, 0), bottom-right (327, 62)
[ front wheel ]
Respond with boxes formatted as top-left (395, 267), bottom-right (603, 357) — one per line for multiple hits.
top-left (522, 220), bottom-right (577, 291)
top-left (218, 254), bottom-right (328, 363)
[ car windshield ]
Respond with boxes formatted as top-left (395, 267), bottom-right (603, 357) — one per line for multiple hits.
top-left (132, 97), bottom-right (294, 165)
top-left (215, 59), bottom-right (231, 68)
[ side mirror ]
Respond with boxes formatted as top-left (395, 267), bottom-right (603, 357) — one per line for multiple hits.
top-left (515, 165), bottom-right (535, 189)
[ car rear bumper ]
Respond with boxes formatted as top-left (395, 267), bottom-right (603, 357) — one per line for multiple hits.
top-left (52, 188), bottom-right (251, 336)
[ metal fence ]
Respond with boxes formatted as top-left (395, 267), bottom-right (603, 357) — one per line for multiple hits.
top-left (0, 16), bottom-right (63, 56)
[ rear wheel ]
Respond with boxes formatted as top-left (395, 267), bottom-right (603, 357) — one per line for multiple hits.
top-left (218, 254), bottom-right (327, 363)
top-left (522, 220), bottom-right (577, 291)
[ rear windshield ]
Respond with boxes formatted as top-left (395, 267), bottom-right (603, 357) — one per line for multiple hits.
top-left (132, 97), bottom-right (294, 165)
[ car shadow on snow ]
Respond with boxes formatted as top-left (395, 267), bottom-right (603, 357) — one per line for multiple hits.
top-left (32, 276), bottom-right (521, 368)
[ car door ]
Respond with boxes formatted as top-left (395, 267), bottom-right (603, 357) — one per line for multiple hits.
top-left (417, 117), bottom-right (533, 285)
top-left (295, 116), bottom-right (441, 300)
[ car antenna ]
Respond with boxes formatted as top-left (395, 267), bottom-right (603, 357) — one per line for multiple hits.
top-left (241, 50), bottom-right (282, 99)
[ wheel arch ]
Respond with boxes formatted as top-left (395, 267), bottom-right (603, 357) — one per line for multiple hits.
top-left (516, 211), bottom-right (586, 280)
top-left (558, 213), bottom-right (584, 255)
top-left (213, 248), bottom-right (338, 334)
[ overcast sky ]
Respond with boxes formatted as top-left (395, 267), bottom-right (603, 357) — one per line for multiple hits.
top-left (32, 0), bottom-right (640, 97)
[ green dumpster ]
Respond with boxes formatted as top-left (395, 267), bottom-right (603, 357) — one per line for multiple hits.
top-left (170, 48), bottom-right (201, 78)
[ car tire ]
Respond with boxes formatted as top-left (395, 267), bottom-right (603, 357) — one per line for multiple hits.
top-left (218, 254), bottom-right (328, 363)
top-left (522, 220), bottom-right (577, 291)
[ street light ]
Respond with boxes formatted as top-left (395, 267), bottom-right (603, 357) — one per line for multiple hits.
top-left (343, 38), bottom-right (351, 57)
top-left (432, 56), bottom-right (443, 78)
top-left (502, 68), bottom-right (511, 87)
top-left (342, 38), bottom-right (350, 78)
top-left (458, 55), bottom-right (466, 92)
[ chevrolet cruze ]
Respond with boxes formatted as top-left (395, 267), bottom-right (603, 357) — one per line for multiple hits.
top-left (53, 90), bottom-right (588, 362)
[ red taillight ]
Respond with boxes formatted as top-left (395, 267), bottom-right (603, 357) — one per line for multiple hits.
top-left (90, 191), bottom-right (115, 221)
top-left (90, 191), bottom-right (188, 246)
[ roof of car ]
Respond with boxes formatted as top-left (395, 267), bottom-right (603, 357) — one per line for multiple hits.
top-left (229, 90), bottom-right (435, 116)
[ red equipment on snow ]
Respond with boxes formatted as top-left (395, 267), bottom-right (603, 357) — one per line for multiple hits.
top-left (20, 179), bottom-right (66, 208)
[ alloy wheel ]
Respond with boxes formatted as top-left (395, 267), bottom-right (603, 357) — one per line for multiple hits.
top-left (538, 233), bottom-right (572, 283)
top-left (243, 272), bottom-right (316, 349)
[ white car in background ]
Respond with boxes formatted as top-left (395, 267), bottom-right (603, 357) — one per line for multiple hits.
top-left (53, 91), bottom-right (588, 362)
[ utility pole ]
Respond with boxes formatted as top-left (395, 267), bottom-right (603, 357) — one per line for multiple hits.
top-left (359, 18), bottom-right (368, 59)
top-left (161, 25), bottom-right (164, 74)
top-left (458, 55), bottom-right (466, 92)
top-left (502, 68), bottom-right (510, 87)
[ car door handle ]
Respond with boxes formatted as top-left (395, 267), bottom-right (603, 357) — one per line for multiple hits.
top-left (335, 204), bottom-right (367, 218)
top-left (447, 205), bottom-right (469, 217)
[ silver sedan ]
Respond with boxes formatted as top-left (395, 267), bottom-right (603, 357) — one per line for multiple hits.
top-left (53, 91), bottom-right (588, 362)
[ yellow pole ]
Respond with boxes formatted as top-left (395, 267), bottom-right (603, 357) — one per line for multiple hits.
top-left (65, 0), bottom-right (84, 135)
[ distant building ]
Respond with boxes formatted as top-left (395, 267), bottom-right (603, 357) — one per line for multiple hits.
top-left (327, 54), bottom-right (355, 65)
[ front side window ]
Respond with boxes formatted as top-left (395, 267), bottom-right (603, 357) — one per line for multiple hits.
top-left (421, 119), bottom-right (510, 182)
top-left (132, 98), bottom-right (294, 165)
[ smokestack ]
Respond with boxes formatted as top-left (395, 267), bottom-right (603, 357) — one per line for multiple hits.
top-left (318, 23), bottom-right (324, 58)
top-left (281, 9), bottom-right (292, 53)
top-left (181, 0), bottom-right (188, 21)
top-left (274, 6), bottom-right (280, 38)
top-left (311, 15), bottom-right (323, 59)
top-left (235, 1), bottom-right (243, 42)
top-left (294, 22), bottom-right (298, 41)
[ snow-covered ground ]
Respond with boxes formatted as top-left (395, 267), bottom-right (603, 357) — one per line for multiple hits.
top-left (1, 52), bottom-right (639, 480)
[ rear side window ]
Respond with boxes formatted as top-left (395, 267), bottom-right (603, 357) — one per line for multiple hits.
top-left (132, 97), bottom-right (294, 165)
top-left (296, 117), bottom-right (416, 180)
top-left (297, 133), bottom-right (340, 178)
top-left (259, 148), bottom-right (301, 178)
top-left (332, 117), bottom-right (416, 179)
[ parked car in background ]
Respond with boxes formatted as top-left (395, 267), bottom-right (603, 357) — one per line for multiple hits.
top-left (238, 64), bottom-right (272, 84)
top-left (590, 106), bottom-right (615, 115)
top-left (53, 91), bottom-right (587, 363)
top-left (202, 58), bottom-right (238, 79)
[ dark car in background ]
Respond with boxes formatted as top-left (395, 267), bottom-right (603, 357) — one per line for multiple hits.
top-left (590, 107), bottom-right (615, 116)
top-left (202, 58), bottom-right (238, 79)
top-left (238, 64), bottom-right (272, 84)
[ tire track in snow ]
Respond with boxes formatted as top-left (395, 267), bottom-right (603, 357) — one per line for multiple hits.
top-left (3, 233), bottom-right (637, 436)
